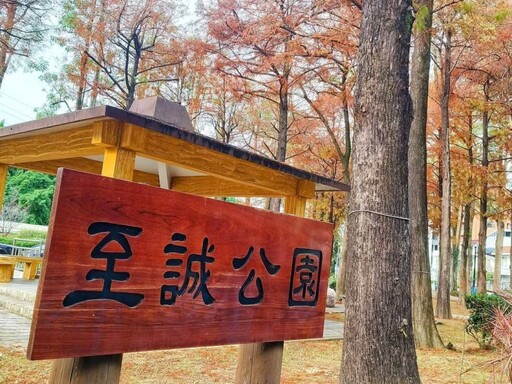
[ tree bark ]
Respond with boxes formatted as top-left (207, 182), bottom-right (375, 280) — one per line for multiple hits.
top-left (340, 1), bottom-right (420, 382)
top-left (408, 0), bottom-right (443, 348)
top-left (436, 28), bottom-right (452, 320)
top-left (494, 220), bottom-right (504, 290)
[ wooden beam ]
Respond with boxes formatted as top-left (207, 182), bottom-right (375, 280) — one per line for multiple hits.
top-left (297, 180), bottom-right (316, 200)
top-left (120, 124), bottom-right (310, 198)
top-left (15, 159), bottom-right (101, 175)
top-left (0, 165), bottom-right (8, 209)
top-left (171, 176), bottom-right (285, 197)
top-left (0, 126), bottom-right (102, 164)
top-left (234, 195), bottom-right (307, 383)
top-left (16, 158), bottom-right (160, 186)
top-left (91, 120), bottom-right (121, 147)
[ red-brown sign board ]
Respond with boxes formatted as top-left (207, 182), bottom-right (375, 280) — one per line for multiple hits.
top-left (28, 169), bottom-right (333, 360)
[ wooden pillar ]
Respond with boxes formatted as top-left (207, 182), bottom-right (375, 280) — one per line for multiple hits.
top-left (0, 164), bottom-right (8, 210)
top-left (100, 147), bottom-right (135, 181)
top-left (48, 355), bottom-right (123, 384)
top-left (234, 194), bottom-right (307, 384)
top-left (48, 125), bottom-right (136, 384)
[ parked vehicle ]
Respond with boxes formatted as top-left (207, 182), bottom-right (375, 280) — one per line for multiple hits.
top-left (27, 243), bottom-right (45, 257)
top-left (0, 243), bottom-right (13, 255)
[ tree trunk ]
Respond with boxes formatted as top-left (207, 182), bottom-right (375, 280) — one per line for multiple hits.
top-left (451, 206), bottom-right (463, 291)
top-left (477, 82), bottom-right (490, 293)
top-left (459, 203), bottom-right (472, 303)
top-left (494, 220), bottom-right (504, 290)
top-left (408, 0), bottom-right (442, 348)
top-left (336, 230), bottom-right (348, 301)
top-left (0, 2), bottom-right (16, 91)
top-left (340, 1), bottom-right (420, 382)
top-left (477, 209), bottom-right (488, 292)
top-left (436, 28), bottom-right (452, 320)
top-left (336, 72), bottom-right (352, 301)
top-left (459, 113), bottom-right (474, 303)
top-left (276, 72), bottom-right (289, 163)
top-left (510, 210), bottom-right (512, 290)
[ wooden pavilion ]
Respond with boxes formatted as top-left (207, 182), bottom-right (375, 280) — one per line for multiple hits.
top-left (0, 97), bottom-right (348, 384)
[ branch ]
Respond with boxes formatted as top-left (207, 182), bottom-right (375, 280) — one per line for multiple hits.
top-left (85, 51), bottom-right (128, 97)
top-left (433, 0), bottom-right (464, 13)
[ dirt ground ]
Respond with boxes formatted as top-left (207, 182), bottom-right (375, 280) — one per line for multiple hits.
top-left (0, 301), bottom-right (508, 384)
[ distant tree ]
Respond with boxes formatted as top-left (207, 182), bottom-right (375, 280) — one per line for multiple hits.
top-left (204, 0), bottom-right (355, 164)
top-left (84, 0), bottom-right (184, 109)
top-left (59, 0), bottom-right (104, 110)
top-left (0, 189), bottom-right (27, 234)
top-left (409, 0), bottom-right (444, 347)
top-left (0, 0), bottom-right (51, 90)
top-left (5, 169), bottom-right (55, 225)
top-left (437, 24), bottom-right (453, 319)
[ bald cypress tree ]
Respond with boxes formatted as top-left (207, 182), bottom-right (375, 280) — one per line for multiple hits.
top-left (340, 0), bottom-right (421, 382)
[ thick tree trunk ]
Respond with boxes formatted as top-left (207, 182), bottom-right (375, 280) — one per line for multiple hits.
top-left (339, 1), bottom-right (420, 382)
top-left (436, 28), bottom-right (452, 320)
top-left (494, 220), bottom-right (504, 290)
top-left (408, 0), bottom-right (442, 348)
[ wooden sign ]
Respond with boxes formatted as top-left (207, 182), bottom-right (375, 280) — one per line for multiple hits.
top-left (28, 169), bottom-right (333, 360)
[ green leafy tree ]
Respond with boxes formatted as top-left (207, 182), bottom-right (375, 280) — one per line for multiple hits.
top-left (0, 0), bottom-right (52, 90)
top-left (5, 169), bottom-right (55, 225)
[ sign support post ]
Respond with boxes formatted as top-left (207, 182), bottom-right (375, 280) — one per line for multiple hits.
top-left (48, 123), bottom-right (133, 384)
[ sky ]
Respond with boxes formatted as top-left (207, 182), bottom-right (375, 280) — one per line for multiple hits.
top-left (0, 70), bottom-right (47, 126)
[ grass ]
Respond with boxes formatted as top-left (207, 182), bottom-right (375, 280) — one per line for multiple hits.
top-left (0, 305), bottom-right (508, 384)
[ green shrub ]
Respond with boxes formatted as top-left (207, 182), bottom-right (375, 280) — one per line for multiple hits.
top-left (16, 229), bottom-right (46, 240)
top-left (465, 293), bottom-right (511, 348)
top-left (328, 275), bottom-right (336, 290)
top-left (0, 237), bottom-right (39, 248)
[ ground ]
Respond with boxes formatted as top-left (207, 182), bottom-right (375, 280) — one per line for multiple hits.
top-left (0, 301), bottom-right (508, 383)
